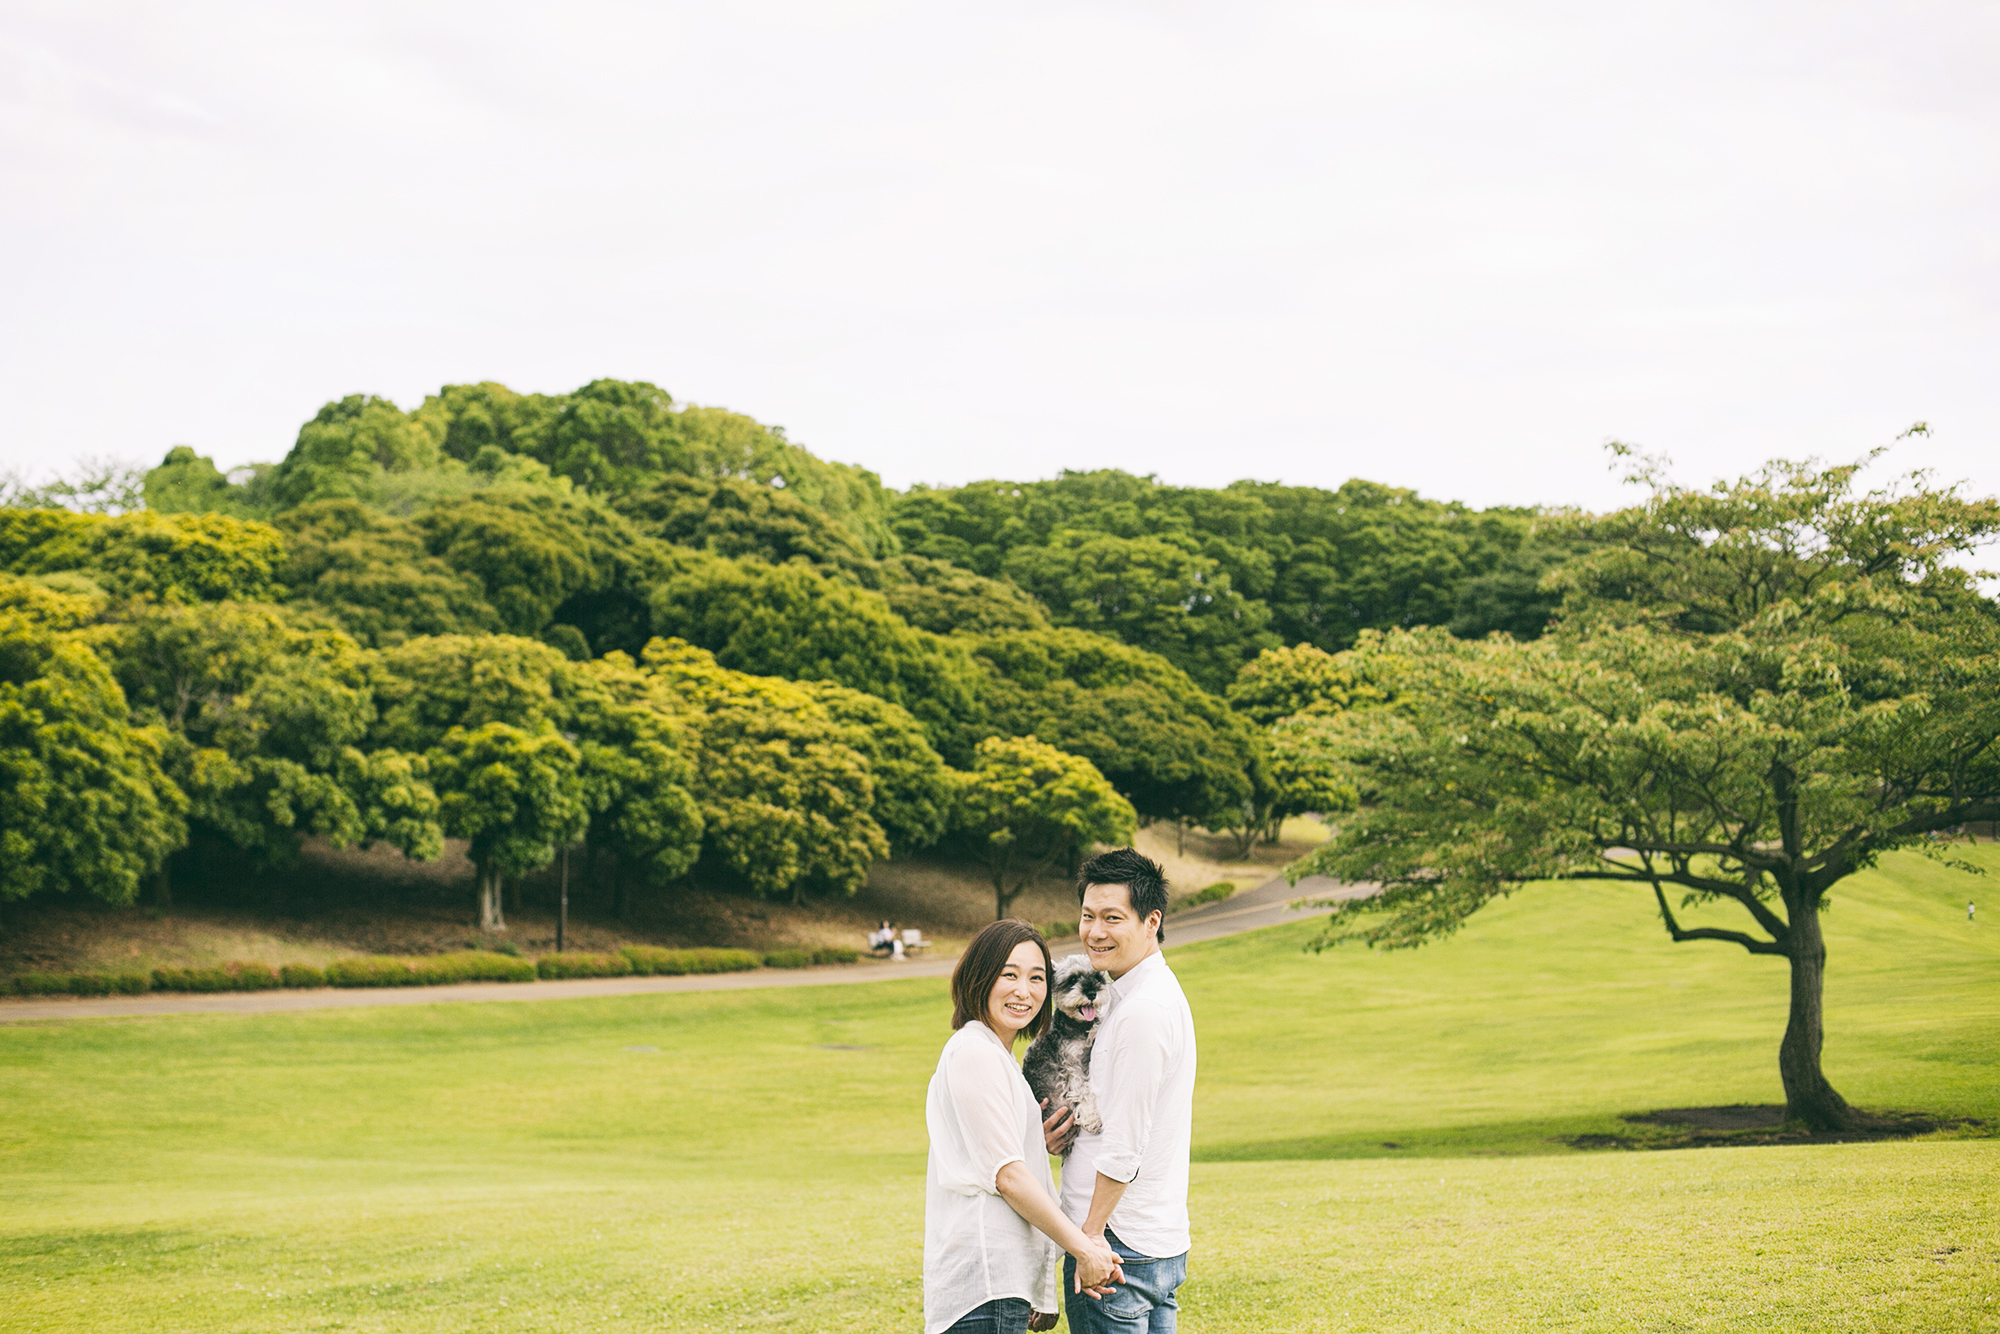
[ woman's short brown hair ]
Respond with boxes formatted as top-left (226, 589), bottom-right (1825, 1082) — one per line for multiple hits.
top-left (950, 920), bottom-right (1053, 1043)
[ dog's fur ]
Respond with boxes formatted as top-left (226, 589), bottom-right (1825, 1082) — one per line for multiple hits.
top-left (1022, 954), bottom-right (1114, 1151)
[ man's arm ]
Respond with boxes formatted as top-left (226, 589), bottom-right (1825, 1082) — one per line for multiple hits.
top-left (1081, 1171), bottom-right (1128, 1238)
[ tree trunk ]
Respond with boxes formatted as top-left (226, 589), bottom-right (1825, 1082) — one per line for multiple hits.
top-left (478, 861), bottom-right (506, 933)
top-left (1777, 892), bottom-right (1857, 1131)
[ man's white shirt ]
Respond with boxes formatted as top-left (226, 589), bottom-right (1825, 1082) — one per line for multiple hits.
top-left (1058, 949), bottom-right (1196, 1258)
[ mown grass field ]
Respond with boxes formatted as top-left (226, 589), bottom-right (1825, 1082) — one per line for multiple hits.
top-left (3, 848), bottom-right (1996, 1332)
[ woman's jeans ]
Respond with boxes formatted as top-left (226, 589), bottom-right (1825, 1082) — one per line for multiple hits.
top-left (1063, 1230), bottom-right (1189, 1333)
top-left (942, 1296), bottom-right (1032, 1334)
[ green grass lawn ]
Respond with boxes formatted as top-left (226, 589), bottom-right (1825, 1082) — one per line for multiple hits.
top-left (3, 848), bottom-right (1996, 1332)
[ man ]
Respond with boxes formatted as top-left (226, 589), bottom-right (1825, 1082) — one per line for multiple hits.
top-left (1042, 848), bottom-right (1196, 1333)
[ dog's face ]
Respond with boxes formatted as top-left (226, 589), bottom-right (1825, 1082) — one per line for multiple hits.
top-left (1049, 954), bottom-right (1112, 1026)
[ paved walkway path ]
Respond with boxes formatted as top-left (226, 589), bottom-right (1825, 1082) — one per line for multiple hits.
top-left (0, 874), bottom-right (1367, 1023)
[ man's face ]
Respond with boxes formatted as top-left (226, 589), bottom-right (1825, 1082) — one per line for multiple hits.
top-left (1080, 882), bottom-right (1160, 980)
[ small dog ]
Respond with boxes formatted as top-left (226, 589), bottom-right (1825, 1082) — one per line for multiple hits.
top-left (1023, 953), bottom-right (1114, 1151)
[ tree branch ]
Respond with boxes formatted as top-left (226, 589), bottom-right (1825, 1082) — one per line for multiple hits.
top-left (1651, 881), bottom-right (1789, 957)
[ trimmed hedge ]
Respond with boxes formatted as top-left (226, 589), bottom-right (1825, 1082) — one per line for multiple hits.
top-left (763, 946), bottom-right (861, 969)
top-left (535, 952), bottom-right (632, 980)
top-left (325, 952), bottom-right (537, 987)
top-left (1177, 880), bottom-right (1238, 909)
top-left (1043, 920), bottom-right (1077, 940)
top-left (9, 970), bottom-right (152, 996)
top-left (280, 964), bottom-right (326, 988)
top-left (620, 946), bottom-right (762, 977)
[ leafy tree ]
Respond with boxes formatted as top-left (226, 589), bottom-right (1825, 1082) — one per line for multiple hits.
top-left (636, 639), bottom-right (888, 903)
top-left (417, 489), bottom-right (672, 654)
top-left (143, 447), bottom-right (275, 519)
top-left (615, 474), bottom-right (875, 577)
top-left (650, 553), bottom-right (984, 762)
top-left (969, 628), bottom-right (1256, 824)
top-left (2, 509), bottom-right (283, 604)
top-left (0, 608), bottom-right (185, 906)
top-left (273, 501), bottom-right (501, 647)
top-left (429, 722), bottom-right (588, 932)
top-left (265, 394), bottom-right (447, 510)
top-left (1225, 642), bottom-right (1378, 726)
top-left (1002, 529), bottom-right (1276, 691)
top-left (104, 601), bottom-right (442, 872)
top-left (1287, 451), bottom-right (2000, 1131)
top-left (872, 555), bottom-right (1051, 635)
top-left (798, 681), bottom-right (953, 855)
top-left (369, 633), bottom-right (578, 753)
top-left (952, 734), bottom-right (1136, 920)
top-left (569, 656), bottom-right (706, 909)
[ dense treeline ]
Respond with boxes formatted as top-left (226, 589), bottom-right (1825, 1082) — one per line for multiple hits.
top-left (1, 377), bottom-right (1574, 924)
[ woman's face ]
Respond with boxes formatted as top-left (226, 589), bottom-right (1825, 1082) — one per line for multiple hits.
top-left (985, 941), bottom-right (1048, 1041)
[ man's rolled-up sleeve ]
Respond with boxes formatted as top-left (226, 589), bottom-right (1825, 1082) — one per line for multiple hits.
top-left (1093, 1000), bottom-right (1174, 1183)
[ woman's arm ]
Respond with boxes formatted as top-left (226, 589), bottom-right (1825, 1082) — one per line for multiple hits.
top-left (995, 1161), bottom-right (1124, 1292)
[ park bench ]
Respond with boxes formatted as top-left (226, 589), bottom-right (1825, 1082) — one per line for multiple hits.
top-left (900, 929), bottom-right (931, 955)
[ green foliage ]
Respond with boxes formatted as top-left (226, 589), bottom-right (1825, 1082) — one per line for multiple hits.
top-left (1, 508), bottom-right (283, 604)
top-left (969, 627), bottom-right (1256, 822)
top-left (104, 601), bottom-right (441, 864)
top-left (266, 395), bottom-right (447, 511)
top-left (8, 970), bottom-right (151, 996)
top-left (570, 656), bottom-right (705, 890)
top-left (151, 962), bottom-right (279, 992)
top-left (0, 616), bottom-right (185, 904)
top-left (428, 723), bottom-right (589, 926)
top-left (273, 501), bottom-right (500, 647)
top-left (1226, 642), bottom-right (1377, 726)
top-left (636, 639), bottom-right (889, 902)
top-left (872, 555), bottom-right (1051, 636)
top-left (2, 456), bottom-right (148, 515)
top-left (322, 952), bottom-right (537, 987)
top-left (143, 447), bottom-right (274, 520)
top-left (618, 945), bottom-right (762, 975)
top-left (534, 952), bottom-right (634, 979)
top-left (369, 633), bottom-right (577, 753)
top-left (650, 553), bottom-right (982, 761)
top-left (761, 948), bottom-right (815, 968)
top-left (1179, 881), bottom-right (1238, 908)
top-left (797, 680), bottom-right (953, 855)
top-left (615, 474), bottom-right (876, 577)
top-left (279, 964), bottom-right (325, 988)
top-left (952, 733), bottom-right (1137, 919)
top-left (893, 472), bottom-right (1574, 683)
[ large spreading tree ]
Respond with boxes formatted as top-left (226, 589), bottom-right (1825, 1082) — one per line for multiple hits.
top-left (1287, 449), bottom-right (2000, 1130)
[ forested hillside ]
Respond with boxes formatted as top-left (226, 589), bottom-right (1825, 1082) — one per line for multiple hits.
top-left (1, 378), bottom-right (1578, 926)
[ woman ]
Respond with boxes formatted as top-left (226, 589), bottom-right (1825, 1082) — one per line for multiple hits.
top-left (925, 920), bottom-right (1124, 1334)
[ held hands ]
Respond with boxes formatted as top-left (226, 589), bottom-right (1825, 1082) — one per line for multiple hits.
top-left (1071, 1233), bottom-right (1124, 1295)
top-left (1040, 1098), bottom-right (1078, 1156)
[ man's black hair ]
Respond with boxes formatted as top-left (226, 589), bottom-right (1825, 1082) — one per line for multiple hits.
top-left (1076, 847), bottom-right (1170, 943)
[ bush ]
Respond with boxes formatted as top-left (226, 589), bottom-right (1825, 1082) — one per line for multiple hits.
top-left (1043, 920), bottom-right (1078, 940)
top-left (324, 957), bottom-right (415, 988)
top-left (232, 962), bottom-right (282, 991)
top-left (811, 947), bottom-right (860, 965)
top-left (411, 952), bottom-right (537, 984)
top-left (620, 946), bottom-right (763, 977)
top-left (763, 948), bottom-right (814, 969)
top-left (535, 952), bottom-right (633, 980)
top-left (7, 971), bottom-right (135, 996)
top-left (109, 971), bottom-right (151, 994)
top-left (1177, 880), bottom-right (1237, 909)
top-left (152, 965), bottom-right (239, 992)
top-left (280, 964), bottom-right (326, 989)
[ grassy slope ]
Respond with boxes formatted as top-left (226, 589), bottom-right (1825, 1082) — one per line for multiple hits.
top-left (2, 848), bottom-right (1994, 1332)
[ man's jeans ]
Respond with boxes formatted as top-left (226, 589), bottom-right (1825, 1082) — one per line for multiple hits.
top-left (1063, 1230), bottom-right (1188, 1333)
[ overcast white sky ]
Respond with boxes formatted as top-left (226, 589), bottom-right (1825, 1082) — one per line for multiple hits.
top-left (3, 0), bottom-right (1996, 513)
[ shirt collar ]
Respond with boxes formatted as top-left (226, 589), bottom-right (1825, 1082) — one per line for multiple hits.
top-left (966, 1019), bottom-right (1013, 1054)
top-left (1109, 948), bottom-right (1167, 1000)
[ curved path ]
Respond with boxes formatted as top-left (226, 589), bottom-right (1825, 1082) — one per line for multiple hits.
top-left (0, 874), bottom-right (1366, 1023)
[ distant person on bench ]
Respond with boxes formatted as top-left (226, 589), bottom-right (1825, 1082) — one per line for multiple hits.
top-left (871, 921), bottom-right (896, 955)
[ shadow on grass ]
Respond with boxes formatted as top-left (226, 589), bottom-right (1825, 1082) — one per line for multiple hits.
top-left (1195, 1107), bottom-right (1996, 1162)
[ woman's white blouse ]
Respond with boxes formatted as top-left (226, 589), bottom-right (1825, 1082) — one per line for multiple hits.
top-left (923, 1021), bottom-right (1061, 1333)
